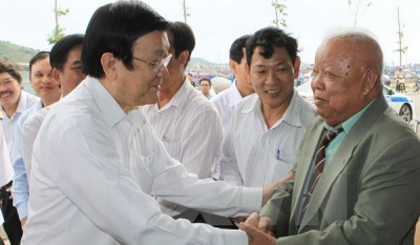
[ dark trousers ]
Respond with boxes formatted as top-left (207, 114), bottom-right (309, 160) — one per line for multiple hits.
top-left (0, 181), bottom-right (23, 245)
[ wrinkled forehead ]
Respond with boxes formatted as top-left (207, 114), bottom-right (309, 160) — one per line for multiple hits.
top-left (316, 39), bottom-right (354, 64)
top-left (132, 31), bottom-right (170, 56)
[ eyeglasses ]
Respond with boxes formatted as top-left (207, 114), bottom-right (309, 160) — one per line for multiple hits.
top-left (132, 54), bottom-right (172, 73)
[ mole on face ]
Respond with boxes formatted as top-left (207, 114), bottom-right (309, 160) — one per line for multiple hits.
top-left (337, 55), bottom-right (351, 77)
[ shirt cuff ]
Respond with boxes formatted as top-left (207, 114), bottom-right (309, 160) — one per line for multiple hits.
top-left (16, 201), bottom-right (28, 220)
top-left (222, 229), bottom-right (248, 245)
top-left (241, 187), bottom-right (263, 214)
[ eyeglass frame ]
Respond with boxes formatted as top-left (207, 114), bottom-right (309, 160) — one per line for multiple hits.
top-left (131, 54), bottom-right (172, 73)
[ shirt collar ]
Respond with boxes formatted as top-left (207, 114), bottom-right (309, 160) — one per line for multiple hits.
top-left (324, 97), bottom-right (376, 134)
top-left (84, 76), bottom-right (127, 128)
top-left (228, 81), bottom-right (244, 107)
top-left (16, 90), bottom-right (30, 114)
top-left (246, 90), bottom-right (305, 129)
top-left (164, 77), bottom-right (189, 109)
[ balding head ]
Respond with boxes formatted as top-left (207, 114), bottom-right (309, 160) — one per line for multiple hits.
top-left (323, 29), bottom-right (383, 85)
top-left (311, 28), bottom-right (384, 126)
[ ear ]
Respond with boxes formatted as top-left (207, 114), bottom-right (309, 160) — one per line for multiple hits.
top-left (361, 68), bottom-right (378, 95)
top-left (179, 50), bottom-right (190, 67)
top-left (229, 60), bottom-right (238, 77)
top-left (293, 56), bottom-right (301, 79)
top-left (52, 68), bottom-right (61, 87)
top-left (101, 52), bottom-right (118, 81)
top-left (244, 60), bottom-right (250, 75)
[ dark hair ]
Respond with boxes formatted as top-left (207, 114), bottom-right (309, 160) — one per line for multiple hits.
top-left (0, 59), bottom-right (23, 84)
top-left (29, 51), bottom-right (50, 75)
top-left (167, 21), bottom-right (195, 67)
top-left (199, 78), bottom-right (211, 87)
top-left (82, 1), bottom-right (169, 78)
top-left (246, 27), bottom-right (298, 66)
top-left (50, 34), bottom-right (84, 71)
top-left (229, 35), bottom-right (251, 64)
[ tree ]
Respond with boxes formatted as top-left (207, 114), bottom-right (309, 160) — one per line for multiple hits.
top-left (347, 0), bottom-right (371, 27)
top-left (272, 0), bottom-right (287, 28)
top-left (181, 0), bottom-right (190, 24)
top-left (394, 7), bottom-right (408, 67)
top-left (47, 0), bottom-right (69, 45)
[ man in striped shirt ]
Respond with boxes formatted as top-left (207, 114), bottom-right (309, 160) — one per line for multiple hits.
top-left (220, 27), bottom-right (316, 188)
top-left (141, 22), bottom-right (224, 221)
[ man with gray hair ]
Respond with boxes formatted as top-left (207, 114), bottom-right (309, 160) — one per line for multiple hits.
top-left (241, 28), bottom-right (420, 244)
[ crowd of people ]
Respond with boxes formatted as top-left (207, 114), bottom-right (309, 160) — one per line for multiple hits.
top-left (0, 1), bottom-right (419, 244)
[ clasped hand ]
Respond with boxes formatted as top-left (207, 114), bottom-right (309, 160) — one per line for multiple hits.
top-left (240, 213), bottom-right (276, 245)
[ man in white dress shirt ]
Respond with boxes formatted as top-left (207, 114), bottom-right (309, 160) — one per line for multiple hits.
top-left (0, 60), bottom-right (39, 158)
top-left (141, 21), bottom-right (225, 221)
top-left (12, 35), bottom-right (85, 229)
top-left (22, 2), bottom-right (286, 244)
top-left (220, 27), bottom-right (316, 188)
top-left (0, 59), bottom-right (39, 245)
top-left (211, 34), bottom-right (254, 134)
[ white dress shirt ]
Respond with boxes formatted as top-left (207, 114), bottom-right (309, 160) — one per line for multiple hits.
top-left (141, 79), bottom-right (224, 216)
top-left (22, 77), bottom-right (262, 245)
top-left (11, 100), bottom-right (43, 220)
top-left (220, 90), bottom-right (317, 187)
top-left (210, 81), bottom-right (243, 134)
top-left (0, 90), bottom-right (39, 158)
top-left (0, 126), bottom-right (13, 224)
top-left (0, 126), bottom-right (13, 187)
top-left (20, 107), bottom-right (49, 179)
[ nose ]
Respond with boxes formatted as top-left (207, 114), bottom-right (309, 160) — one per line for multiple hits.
top-left (311, 73), bottom-right (323, 91)
top-left (157, 65), bottom-right (169, 79)
top-left (266, 69), bottom-right (276, 85)
top-left (43, 74), bottom-right (53, 84)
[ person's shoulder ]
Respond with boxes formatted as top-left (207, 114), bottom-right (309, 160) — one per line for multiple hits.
top-left (23, 90), bottom-right (41, 106)
top-left (23, 107), bottom-right (50, 130)
top-left (295, 93), bottom-right (317, 117)
top-left (210, 87), bottom-right (230, 103)
top-left (234, 93), bottom-right (258, 112)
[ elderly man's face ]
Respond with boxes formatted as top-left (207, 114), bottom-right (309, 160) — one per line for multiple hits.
top-left (110, 30), bottom-right (170, 110)
top-left (311, 38), bottom-right (367, 126)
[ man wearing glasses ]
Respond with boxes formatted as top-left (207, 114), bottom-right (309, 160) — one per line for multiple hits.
top-left (21, 2), bottom-right (286, 244)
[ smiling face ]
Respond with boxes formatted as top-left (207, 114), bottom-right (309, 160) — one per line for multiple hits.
top-left (103, 30), bottom-right (170, 111)
top-left (30, 56), bottom-right (61, 105)
top-left (311, 38), bottom-right (368, 126)
top-left (249, 46), bottom-right (300, 111)
top-left (0, 71), bottom-right (22, 112)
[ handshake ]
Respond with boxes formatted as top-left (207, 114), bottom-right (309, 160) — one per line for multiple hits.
top-left (235, 170), bottom-right (295, 245)
top-left (240, 213), bottom-right (277, 245)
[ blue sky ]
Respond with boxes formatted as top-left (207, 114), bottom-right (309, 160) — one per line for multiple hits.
top-left (1, 0), bottom-right (419, 66)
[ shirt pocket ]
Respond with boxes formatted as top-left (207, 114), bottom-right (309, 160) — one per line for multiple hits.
top-left (271, 159), bottom-right (294, 182)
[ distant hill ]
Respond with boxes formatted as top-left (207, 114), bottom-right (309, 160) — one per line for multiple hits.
top-left (0, 40), bottom-right (40, 63)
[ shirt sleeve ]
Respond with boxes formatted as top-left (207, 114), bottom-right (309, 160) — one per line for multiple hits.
top-left (158, 105), bottom-right (225, 216)
top-left (11, 114), bottom-right (29, 220)
top-left (219, 110), bottom-right (244, 186)
top-left (143, 123), bottom-right (261, 218)
top-left (40, 119), bottom-right (249, 245)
